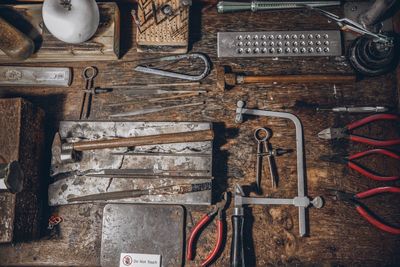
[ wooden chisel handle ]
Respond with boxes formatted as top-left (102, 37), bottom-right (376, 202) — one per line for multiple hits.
top-left (242, 74), bottom-right (356, 84)
top-left (0, 17), bottom-right (34, 60)
top-left (73, 129), bottom-right (214, 151)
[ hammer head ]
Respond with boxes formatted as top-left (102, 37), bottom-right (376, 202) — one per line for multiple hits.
top-left (235, 100), bottom-right (245, 123)
top-left (0, 161), bottom-right (24, 193)
top-left (217, 65), bottom-right (237, 91)
top-left (52, 132), bottom-right (80, 164)
top-left (233, 184), bottom-right (245, 207)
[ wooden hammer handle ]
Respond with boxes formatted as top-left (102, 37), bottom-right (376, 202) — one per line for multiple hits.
top-left (73, 129), bottom-right (214, 151)
top-left (243, 74), bottom-right (356, 84)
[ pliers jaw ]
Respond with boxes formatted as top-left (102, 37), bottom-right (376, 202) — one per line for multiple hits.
top-left (329, 190), bottom-right (356, 204)
top-left (213, 192), bottom-right (229, 219)
top-left (318, 128), bottom-right (348, 140)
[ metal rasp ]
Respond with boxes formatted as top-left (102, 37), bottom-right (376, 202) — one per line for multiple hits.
top-left (67, 182), bottom-right (212, 202)
top-left (0, 66), bottom-right (72, 87)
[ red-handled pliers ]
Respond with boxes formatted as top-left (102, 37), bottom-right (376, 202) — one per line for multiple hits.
top-left (318, 114), bottom-right (400, 146)
top-left (330, 187), bottom-right (400, 234)
top-left (320, 148), bottom-right (400, 181)
top-left (187, 192), bottom-right (228, 266)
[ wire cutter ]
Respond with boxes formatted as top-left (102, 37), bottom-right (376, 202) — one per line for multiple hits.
top-left (320, 148), bottom-right (400, 182)
top-left (330, 187), bottom-right (400, 234)
top-left (187, 192), bottom-right (229, 266)
top-left (318, 114), bottom-right (400, 147)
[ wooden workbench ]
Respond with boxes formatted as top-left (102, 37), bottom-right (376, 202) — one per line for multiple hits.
top-left (0, 2), bottom-right (399, 266)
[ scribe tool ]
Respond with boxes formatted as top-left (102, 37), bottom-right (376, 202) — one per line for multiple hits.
top-left (317, 106), bottom-right (389, 113)
top-left (109, 102), bottom-right (204, 118)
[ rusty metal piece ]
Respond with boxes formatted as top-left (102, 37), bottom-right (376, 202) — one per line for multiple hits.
top-left (0, 17), bottom-right (34, 60)
top-left (101, 204), bottom-right (184, 267)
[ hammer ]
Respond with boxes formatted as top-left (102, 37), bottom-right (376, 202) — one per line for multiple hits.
top-left (52, 129), bottom-right (214, 163)
top-left (0, 161), bottom-right (24, 193)
top-left (217, 65), bottom-right (356, 91)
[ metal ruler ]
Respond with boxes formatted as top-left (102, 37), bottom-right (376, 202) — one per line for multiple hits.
top-left (0, 66), bottom-right (72, 87)
top-left (218, 30), bottom-right (342, 58)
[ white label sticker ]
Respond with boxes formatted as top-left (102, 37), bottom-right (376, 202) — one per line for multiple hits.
top-left (119, 253), bottom-right (161, 267)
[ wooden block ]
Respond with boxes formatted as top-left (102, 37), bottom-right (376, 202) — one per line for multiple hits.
top-left (136, 0), bottom-right (189, 53)
top-left (0, 98), bottom-right (45, 243)
top-left (0, 3), bottom-right (120, 63)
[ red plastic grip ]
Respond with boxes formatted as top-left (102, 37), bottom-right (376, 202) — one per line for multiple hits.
top-left (355, 205), bottom-right (400, 235)
top-left (201, 220), bottom-right (223, 267)
top-left (355, 186), bottom-right (400, 198)
top-left (349, 149), bottom-right (400, 160)
top-left (347, 114), bottom-right (400, 130)
top-left (349, 135), bottom-right (400, 147)
top-left (187, 214), bottom-right (211, 260)
top-left (348, 162), bottom-right (399, 181)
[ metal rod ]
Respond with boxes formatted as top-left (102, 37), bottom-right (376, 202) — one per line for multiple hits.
top-left (111, 152), bottom-right (212, 157)
top-left (109, 102), bottom-right (204, 117)
top-left (235, 100), bottom-right (307, 236)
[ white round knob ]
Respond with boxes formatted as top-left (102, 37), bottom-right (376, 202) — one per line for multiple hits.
top-left (42, 0), bottom-right (100, 44)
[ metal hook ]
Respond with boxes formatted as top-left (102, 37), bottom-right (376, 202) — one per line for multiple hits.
top-left (134, 53), bottom-right (211, 81)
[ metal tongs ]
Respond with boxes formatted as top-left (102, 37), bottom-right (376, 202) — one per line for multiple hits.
top-left (134, 53), bottom-right (211, 81)
top-left (305, 6), bottom-right (393, 45)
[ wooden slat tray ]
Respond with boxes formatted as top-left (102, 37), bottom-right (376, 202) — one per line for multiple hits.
top-left (0, 3), bottom-right (120, 63)
top-left (136, 0), bottom-right (189, 53)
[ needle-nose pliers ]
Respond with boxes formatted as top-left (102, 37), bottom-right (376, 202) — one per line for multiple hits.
top-left (330, 187), bottom-right (400, 234)
top-left (320, 148), bottom-right (400, 181)
top-left (187, 192), bottom-right (229, 266)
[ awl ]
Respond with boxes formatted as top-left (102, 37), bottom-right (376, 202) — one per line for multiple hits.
top-left (317, 106), bottom-right (389, 113)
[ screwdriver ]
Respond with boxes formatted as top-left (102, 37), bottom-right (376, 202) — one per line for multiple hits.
top-left (317, 106), bottom-right (389, 113)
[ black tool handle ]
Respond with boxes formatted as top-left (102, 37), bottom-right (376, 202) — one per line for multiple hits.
top-left (231, 207), bottom-right (245, 267)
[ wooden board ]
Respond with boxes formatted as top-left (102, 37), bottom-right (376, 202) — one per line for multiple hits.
top-left (136, 0), bottom-right (189, 53)
top-left (0, 98), bottom-right (45, 243)
top-left (0, 3), bottom-right (120, 63)
top-left (0, 2), bottom-right (399, 266)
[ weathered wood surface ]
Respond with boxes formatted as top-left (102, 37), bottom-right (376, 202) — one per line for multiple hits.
top-left (0, 3), bottom-right (120, 63)
top-left (0, 2), bottom-right (399, 266)
top-left (0, 99), bottom-right (45, 244)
